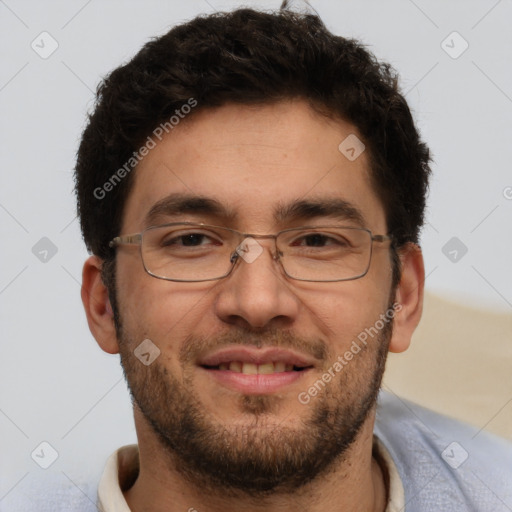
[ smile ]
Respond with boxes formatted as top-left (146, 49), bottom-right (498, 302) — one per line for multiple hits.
top-left (202, 361), bottom-right (311, 374)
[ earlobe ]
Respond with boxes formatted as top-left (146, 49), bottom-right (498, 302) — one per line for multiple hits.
top-left (388, 243), bottom-right (425, 354)
top-left (81, 255), bottom-right (120, 354)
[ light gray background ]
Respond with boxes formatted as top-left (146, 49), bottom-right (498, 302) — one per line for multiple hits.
top-left (1, 0), bottom-right (511, 507)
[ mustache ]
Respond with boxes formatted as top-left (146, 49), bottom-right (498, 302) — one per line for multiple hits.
top-left (179, 328), bottom-right (329, 365)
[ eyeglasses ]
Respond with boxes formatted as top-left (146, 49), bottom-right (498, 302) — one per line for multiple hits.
top-left (109, 222), bottom-right (392, 282)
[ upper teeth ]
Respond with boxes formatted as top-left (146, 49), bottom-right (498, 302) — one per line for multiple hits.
top-left (218, 362), bottom-right (294, 374)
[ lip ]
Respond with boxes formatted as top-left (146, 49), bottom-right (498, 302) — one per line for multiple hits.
top-left (197, 346), bottom-right (317, 394)
top-left (198, 346), bottom-right (318, 368)
top-left (198, 365), bottom-right (312, 394)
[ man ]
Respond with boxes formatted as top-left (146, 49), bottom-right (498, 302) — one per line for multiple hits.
top-left (75, 4), bottom-right (511, 511)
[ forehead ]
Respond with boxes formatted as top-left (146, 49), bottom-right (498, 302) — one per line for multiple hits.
top-left (121, 100), bottom-right (386, 233)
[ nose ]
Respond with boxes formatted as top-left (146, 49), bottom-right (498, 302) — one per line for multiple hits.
top-left (213, 239), bottom-right (301, 330)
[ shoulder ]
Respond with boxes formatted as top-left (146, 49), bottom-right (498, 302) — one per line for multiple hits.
top-left (2, 470), bottom-right (101, 512)
top-left (374, 390), bottom-right (512, 511)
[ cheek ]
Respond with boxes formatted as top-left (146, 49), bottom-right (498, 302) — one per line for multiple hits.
top-left (296, 280), bottom-right (391, 354)
top-left (117, 271), bottom-right (216, 349)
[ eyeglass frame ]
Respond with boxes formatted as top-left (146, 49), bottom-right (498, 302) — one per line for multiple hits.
top-left (108, 222), bottom-right (393, 283)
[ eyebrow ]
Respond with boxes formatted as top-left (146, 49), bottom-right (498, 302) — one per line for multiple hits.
top-left (144, 193), bottom-right (236, 226)
top-left (274, 198), bottom-right (366, 227)
top-left (144, 194), bottom-right (366, 228)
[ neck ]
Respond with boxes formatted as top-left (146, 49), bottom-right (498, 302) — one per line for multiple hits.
top-left (124, 408), bottom-right (387, 512)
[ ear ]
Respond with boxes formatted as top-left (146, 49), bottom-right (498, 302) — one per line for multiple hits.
top-left (81, 255), bottom-right (120, 354)
top-left (388, 243), bottom-right (425, 354)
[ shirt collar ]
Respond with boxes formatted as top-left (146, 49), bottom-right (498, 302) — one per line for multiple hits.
top-left (97, 437), bottom-right (404, 511)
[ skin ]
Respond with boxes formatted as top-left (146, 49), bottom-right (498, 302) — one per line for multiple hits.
top-left (82, 99), bottom-right (424, 512)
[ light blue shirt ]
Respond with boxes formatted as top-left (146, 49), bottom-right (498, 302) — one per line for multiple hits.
top-left (374, 391), bottom-right (512, 511)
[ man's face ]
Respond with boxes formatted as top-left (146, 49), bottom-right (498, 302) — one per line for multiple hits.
top-left (114, 100), bottom-right (395, 494)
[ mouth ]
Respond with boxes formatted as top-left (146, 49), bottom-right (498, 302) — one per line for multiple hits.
top-left (201, 361), bottom-right (312, 374)
top-left (198, 347), bottom-right (316, 394)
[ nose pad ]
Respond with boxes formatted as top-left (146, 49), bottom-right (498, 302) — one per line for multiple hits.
top-left (229, 251), bottom-right (239, 264)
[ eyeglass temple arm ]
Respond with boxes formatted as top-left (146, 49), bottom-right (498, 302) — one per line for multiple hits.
top-left (372, 234), bottom-right (392, 243)
top-left (109, 234), bottom-right (143, 248)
